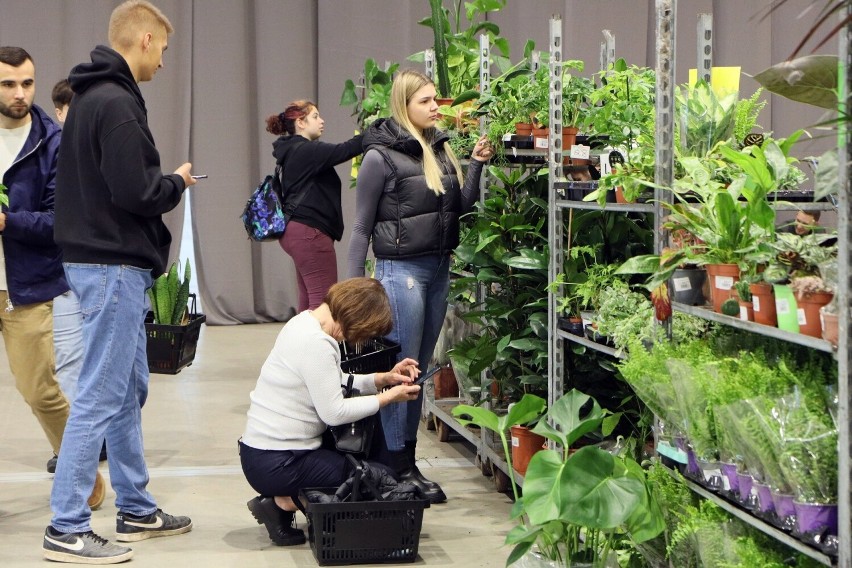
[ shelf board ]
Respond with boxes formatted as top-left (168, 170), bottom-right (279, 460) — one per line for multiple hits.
top-left (554, 199), bottom-right (656, 213)
top-left (557, 329), bottom-right (625, 359)
top-left (424, 398), bottom-right (481, 448)
top-left (672, 303), bottom-right (836, 354)
top-left (682, 477), bottom-right (836, 566)
top-left (480, 438), bottom-right (525, 489)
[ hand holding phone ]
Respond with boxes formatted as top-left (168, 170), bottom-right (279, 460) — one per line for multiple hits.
top-left (415, 366), bottom-right (441, 386)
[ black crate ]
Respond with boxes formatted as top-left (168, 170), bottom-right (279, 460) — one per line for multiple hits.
top-left (145, 294), bottom-right (205, 375)
top-left (338, 338), bottom-right (400, 374)
top-left (299, 488), bottom-right (428, 565)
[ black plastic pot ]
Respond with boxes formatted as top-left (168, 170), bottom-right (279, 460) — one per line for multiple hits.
top-left (669, 268), bottom-right (707, 306)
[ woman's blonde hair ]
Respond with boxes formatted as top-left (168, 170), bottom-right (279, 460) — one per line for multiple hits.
top-left (109, 0), bottom-right (174, 51)
top-left (389, 69), bottom-right (463, 196)
top-left (325, 278), bottom-right (392, 345)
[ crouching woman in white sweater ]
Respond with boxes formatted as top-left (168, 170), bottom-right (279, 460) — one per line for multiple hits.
top-left (239, 277), bottom-right (422, 546)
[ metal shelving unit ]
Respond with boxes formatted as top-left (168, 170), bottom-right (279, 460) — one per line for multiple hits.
top-left (543, 1), bottom-right (850, 565)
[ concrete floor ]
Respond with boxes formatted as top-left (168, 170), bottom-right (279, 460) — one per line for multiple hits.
top-left (0, 322), bottom-right (516, 567)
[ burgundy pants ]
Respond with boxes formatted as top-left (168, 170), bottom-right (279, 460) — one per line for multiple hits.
top-left (279, 220), bottom-right (337, 312)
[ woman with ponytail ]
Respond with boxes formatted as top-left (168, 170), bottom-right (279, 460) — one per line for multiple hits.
top-left (346, 69), bottom-right (493, 503)
top-left (267, 101), bottom-right (364, 312)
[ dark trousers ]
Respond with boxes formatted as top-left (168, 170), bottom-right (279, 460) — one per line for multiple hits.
top-left (239, 441), bottom-right (352, 499)
top-left (279, 221), bottom-right (337, 312)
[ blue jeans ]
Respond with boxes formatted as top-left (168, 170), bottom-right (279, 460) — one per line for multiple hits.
top-left (51, 264), bottom-right (157, 533)
top-left (53, 290), bottom-right (84, 403)
top-left (374, 255), bottom-right (449, 451)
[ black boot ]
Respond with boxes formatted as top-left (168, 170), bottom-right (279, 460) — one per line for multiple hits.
top-left (404, 441), bottom-right (445, 494)
top-left (247, 496), bottom-right (306, 546)
top-left (389, 448), bottom-right (447, 504)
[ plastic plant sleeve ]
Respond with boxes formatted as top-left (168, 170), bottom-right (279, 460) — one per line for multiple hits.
top-left (776, 388), bottom-right (838, 504)
top-left (667, 359), bottom-right (718, 462)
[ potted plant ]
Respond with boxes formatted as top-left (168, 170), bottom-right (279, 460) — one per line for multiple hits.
top-left (339, 58), bottom-right (400, 131)
top-left (145, 259), bottom-right (206, 374)
top-left (452, 390), bottom-right (665, 567)
top-left (415, 0), bottom-right (511, 100)
top-left (450, 165), bottom-right (550, 401)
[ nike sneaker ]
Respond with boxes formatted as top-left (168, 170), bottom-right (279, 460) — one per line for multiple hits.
top-left (42, 526), bottom-right (133, 564)
top-left (115, 509), bottom-right (192, 542)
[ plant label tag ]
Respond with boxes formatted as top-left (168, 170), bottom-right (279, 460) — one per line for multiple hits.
top-left (739, 306), bottom-right (749, 320)
top-left (797, 308), bottom-right (807, 325)
top-left (672, 276), bottom-right (692, 292)
top-left (534, 136), bottom-right (549, 149)
top-left (503, 133), bottom-right (513, 141)
top-left (753, 296), bottom-right (761, 311)
top-left (715, 275), bottom-right (734, 290)
top-left (511, 436), bottom-right (519, 447)
top-left (776, 298), bottom-right (791, 315)
top-left (570, 144), bottom-right (590, 159)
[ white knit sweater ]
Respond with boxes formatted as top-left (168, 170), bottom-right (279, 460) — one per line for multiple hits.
top-left (241, 311), bottom-right (380, 451)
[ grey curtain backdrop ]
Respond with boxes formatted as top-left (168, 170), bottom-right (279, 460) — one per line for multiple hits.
top-left (1, 0), bottom-right (832, 325)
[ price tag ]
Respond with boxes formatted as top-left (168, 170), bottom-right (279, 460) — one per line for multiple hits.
top-left (503, 133), bottom-right (513, 141)
top-left (715, 275), bottom-right (734, 290)
top-left (534, 136), bottom-right (549, 149)
top-left (739, 306), bottom-right (749, 321)
top-left (797, 308), bottom-right (807, 326)
top-left (570, 144), bottom-right (590, 159)
top-left (752, 296), bottom-right (761, 311)
top-left (511, 436), bottom-right (520, 447)
top-left (672, 276), bottom-right (692, 292)
top-left (776, 298), bottom-right (791, 315)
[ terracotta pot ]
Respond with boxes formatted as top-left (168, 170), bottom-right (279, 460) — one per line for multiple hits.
top-left (510, 425), bottom-right (546, 475)
top-left (821, 308), bottom-right (838, 347)
top-left (434, 364), bottom-right (460, 399)
top-left (795, 290), bottom-right (834, 338)
top-left (614, 185), bottom-right (633, 204)
top-left (515, 122), bottom-right (533, 136)
top-left (562, 126), bottom-right (579, 163)
top-left (738, 300), bottom-right (754, 322)
top-left (705, 264), bottom-right (740, 313)
top-left (749, 282), bottom-right (777, 327)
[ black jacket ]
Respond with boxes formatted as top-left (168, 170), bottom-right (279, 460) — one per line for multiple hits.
top-left (272, 133), bottom-right (363, 241)
top-left (362, 119), bottom-right (463, 258)
top-left (1, 104), bottom-right (68, 305)
top-left (54, 45), bottom-right (185, 278)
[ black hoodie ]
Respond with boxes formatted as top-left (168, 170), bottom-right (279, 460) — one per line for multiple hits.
top-left (272, 132), bottom-right (363, 241)
top-left (54, 45), bottom-right (185, 277)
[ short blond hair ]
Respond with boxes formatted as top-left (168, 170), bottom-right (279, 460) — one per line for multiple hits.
top-left (108, 0), bottom-right (174, 51)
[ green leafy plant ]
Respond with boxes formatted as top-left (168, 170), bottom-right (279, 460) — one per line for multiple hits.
top-left (147, 258), bottom-right (192, 325)
top-left (677, 80), bottom-right (738, 158)
top-left (449, 165), bottom-right (549, 399)
top-left (453, 389), bottom-right (664, 567)
top-left (0, 183), bottom-right (8, 207)
top-left (340, 58), bottom-right (400, 131)
top-left (413, 0), bottom-right (510, 99)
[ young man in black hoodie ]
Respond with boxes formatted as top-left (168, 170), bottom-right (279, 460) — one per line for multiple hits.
top-left (44, 1), bottom-right (196, 564)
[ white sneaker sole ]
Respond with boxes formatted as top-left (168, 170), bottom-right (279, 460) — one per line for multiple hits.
top-left (43, 548), bottom-right (134, 565)
top-left (115, 522), bottom-right (192, 542)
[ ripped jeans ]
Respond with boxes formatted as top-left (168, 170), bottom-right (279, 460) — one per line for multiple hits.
top-left (374, 255), bottom-right (449, 451)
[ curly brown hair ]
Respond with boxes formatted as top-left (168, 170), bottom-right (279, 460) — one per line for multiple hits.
top-left (325, 278), bottom-right (392, 344)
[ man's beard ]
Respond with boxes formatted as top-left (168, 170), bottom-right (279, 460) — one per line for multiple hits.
top-left (0, 101), bottom-right (31, 120)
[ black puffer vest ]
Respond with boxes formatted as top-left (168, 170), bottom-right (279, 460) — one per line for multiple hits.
top-left (364, 119), bottom-right (461, 259)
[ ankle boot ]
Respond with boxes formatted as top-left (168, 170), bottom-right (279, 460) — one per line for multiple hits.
top-left (389, 449), bottom-right (447, 504)
top-left (404, 441), bottom-right (443, 493)
top-left (247, 496), bottom-right (306, 546)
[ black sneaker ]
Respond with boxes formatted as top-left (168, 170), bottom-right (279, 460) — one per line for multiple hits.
top-left (115, 509), bottom-right (192, 542)
top-left (42, 526), bottom-right (133, 564)
top-left (247, 496), bottom-right (306, 546)
top-left (47, 454), bottom-right (58, 474)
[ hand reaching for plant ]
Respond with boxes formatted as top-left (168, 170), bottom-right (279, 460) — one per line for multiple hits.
top-left (471, 135), bottom-right (494, 162)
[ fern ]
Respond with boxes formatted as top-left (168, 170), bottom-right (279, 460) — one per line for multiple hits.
top-left (733, 88), bottom-right (767, 144)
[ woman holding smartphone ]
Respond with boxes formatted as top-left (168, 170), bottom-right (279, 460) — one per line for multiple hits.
top-left (346, 69), bottom-right (493, 503)
top-left (266, 101), bottom-right (364, 312)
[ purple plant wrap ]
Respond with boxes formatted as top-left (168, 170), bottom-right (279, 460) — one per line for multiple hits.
top-left (737, 472), bottom-right (753, 503)
top-left (721, 462), bottom-right (739, 492)
top-left (794, 502), bottom-right (838, 535)
top-left (754, 482), bottom-right (775, 513)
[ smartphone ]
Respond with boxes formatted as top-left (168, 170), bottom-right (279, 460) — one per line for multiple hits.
top-left (191, 175), bottom-right (208, 180)
top-left (414, 366), bottom-right (441, 386)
